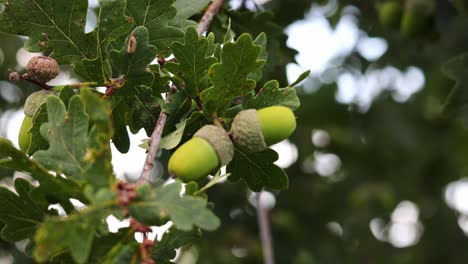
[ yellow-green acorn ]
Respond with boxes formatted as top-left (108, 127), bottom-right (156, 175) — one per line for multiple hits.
top-left (231, 106), bottom-right (296, 153)
top-left (400, 0), bottom-right (434, 37)
top-left (378, 1), bottom-right (403, 30)
top-left (18, 90), bottom-right (56, 152)
top-left (18, 115), bottom-right (33, 152)
top-left (168, 125), bottom-right (234, 182)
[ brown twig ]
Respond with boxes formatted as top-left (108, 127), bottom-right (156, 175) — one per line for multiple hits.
top-left (197, 0), bottom-right (225, 35)
top-left (136, 0), bottom-right (225, 185)
top-left (9, 70), bottom-right (52, 90)
top-left (257, 192), bottom-right (275, 264)
top-left (137, 107), bottom-right (168, 185)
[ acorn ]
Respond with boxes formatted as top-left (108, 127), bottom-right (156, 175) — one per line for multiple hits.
top-left (18, 90), bottom-right (57, 152)
top-left (24, 90), bottom-right (56, 117)
top-left (18, 115), bottom-right (33, 152)
top-left (378, 1), bottom-right (403, 30)
top-left (400, 0), bottom-right (434, 38)
top-left (26, 56), bottom-right (59, 83)
top-left (168, 125), bottom-right (234, 182)
top-left (230, 106), bottom-right (296, 153)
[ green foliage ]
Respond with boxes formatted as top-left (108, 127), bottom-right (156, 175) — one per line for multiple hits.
top-left (151, 228), bottom-right (201, 262)
top-left (126, 0), bottom-right (182, 54)
top-left (201, 34), bottom-right (266, 116)
top-left (0, 179), bottom-right (46, 242)
top-left (165, 27), bottom-right (217, 98)
top-left (0, 138), bottom-right (85, 206)
top-left (228, 148), bottom-right (288, 191)
top-left (74, 0), bottom-right (134, 83)
top-left (0, 0), bottom-right (96, 63)
top-left (243, 80), bottom-right (301, 110)
top-left (0, 0), bottom-right (305, 262)
top-left (129, 181), bottom-right (220, 231)
top-left (442, 53), bottom-right (468, 124)
top-left (111, 26), bottom-right (157, 94)
top-left (33, 90), bottom-right (114, 189)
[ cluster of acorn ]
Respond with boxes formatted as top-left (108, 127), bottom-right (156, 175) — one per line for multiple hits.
top-left (169, 106), bottom-right (296, 182)
top-left (13, 57), bottom-right (297, 183)
top-left (378, 0), bottom-right (435, 38)
top-left (10, 56), bottom-right (60, 153)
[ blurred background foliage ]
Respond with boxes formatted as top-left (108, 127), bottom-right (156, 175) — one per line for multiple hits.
top-left (2, 0), bottom-right (468, 263)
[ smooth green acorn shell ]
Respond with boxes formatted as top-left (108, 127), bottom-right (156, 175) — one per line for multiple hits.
top-left (18, 115), bottom-right (33, 152)
top-left (168, 137), bottom-right (219, 182)
top-left (257, 106), bottom-right (296, 145)
top-left (168, 125), bottom-right (234, 182)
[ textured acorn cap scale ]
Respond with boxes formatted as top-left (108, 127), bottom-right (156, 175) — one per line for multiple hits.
top-left (26, 56), bottom-right (59, 83)
top-left (24, 90), bottom-right (57, 117)
top-left (194, 125), bottom-right (234, 166)
top-left (230, 109), bottom-right (267, 153)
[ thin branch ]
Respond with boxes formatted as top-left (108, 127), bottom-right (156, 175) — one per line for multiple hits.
top-left (197, 0), bottom-right (225, 35)
top-left (257, 192), bottom-right (275, 264)
top-left (9, 70), bottom-right (53, 90)
top-left (69, 82), bottom-right (105, 88)
top-left (136, 0), bottom-right (225, 185)
top-left (137, 107), bottom-right (168, 185)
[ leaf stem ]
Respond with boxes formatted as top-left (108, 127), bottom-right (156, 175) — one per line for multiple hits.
top-left (197, 0), bottom-right (225, 35)
top-left (69, 82), bottom-right (105, 88)
top-left (257, 192), bottom-right (275, 264)
top-left (213, 117), bottom-right (223, 128)
top-left (18, 73), bottom-right (52, 90)
top-left (194, 173), bottom-right (231, 196)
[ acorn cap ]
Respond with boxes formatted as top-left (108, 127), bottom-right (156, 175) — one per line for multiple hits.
top-left (194, 125), bottom-right (234, 166)
top-left (26, 56), bottom-right (59, 83)
top-left (24, 90), bottom-right (57, 117)
top-left (230, 109), bottom-right (267, 153)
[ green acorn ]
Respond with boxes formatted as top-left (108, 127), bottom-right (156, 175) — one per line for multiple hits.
top-left (400, 0), bottom-right (434, 37)
top-left (18, 115), bottom-right (33, 152)
top-left (168, 125), bottom-right (234, 182)
top-left (378, 1), bottom-right (403, 30)
top-left (230, 106), bottom-right (296, 153)
top-left (18, 90), bottom-right (57, 152)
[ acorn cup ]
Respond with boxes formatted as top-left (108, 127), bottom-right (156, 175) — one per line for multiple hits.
top-left (18, 90), bottom-right (57, 152)
top-left (168, 125), bottom-right (234, 182)
top-left (230, 106), bottom-right (296, 153)
top-left (26, 56), bottom-right (59, 83)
